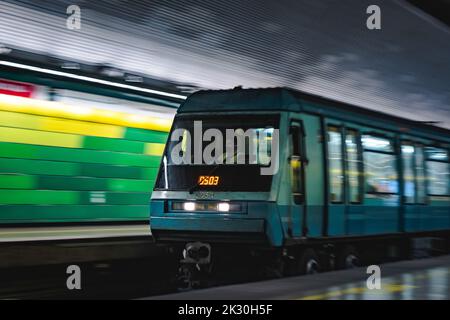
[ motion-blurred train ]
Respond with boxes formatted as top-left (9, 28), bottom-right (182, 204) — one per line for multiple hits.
top-left (150, 87), bottom-right (450, 274)
top-left (0, 58), bottom-right (184, 266)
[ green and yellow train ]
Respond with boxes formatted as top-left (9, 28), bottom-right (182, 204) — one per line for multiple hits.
top-left (0, 64), bottom-right (181, 243)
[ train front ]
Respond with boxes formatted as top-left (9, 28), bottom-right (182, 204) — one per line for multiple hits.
top-left (150, 110), bottom-right (285, 249)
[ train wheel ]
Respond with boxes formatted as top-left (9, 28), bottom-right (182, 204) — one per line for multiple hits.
top-left (283, 253), bottom-right (299, 277)
top-left (260, 255), bottom-right (286, 279)
top-left (298, 248), bottom-right (321, 275)
top-left (336, 245), bottom-right (360, 269)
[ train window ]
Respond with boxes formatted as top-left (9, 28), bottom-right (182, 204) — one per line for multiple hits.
top-left (290, 123), bottom-right (304, 204)
top-left (362, 135), bottom-right (394, 152)
top-left (427, 162), bottom-right (449, 195)
top-left (291, 125), bottom-right (301, 156)
top-left (346, 130), bottom-right (361, 203)
top-left (401, 144), bottom-right (416, 204)
top-left (255, 128), bottom-right (274, 165)
top-left (155, 114), bottom-right (279, 191)
top-left (363, 134), bottom-right (398, 194)
top-left (425, 147), bottom-right (448, 161)
top-left (327, 126), bottom-right (344, 202)
top-left (425, 147), bottom-right (449, 196)
top-left (415, 146), bottom-right (427, 203)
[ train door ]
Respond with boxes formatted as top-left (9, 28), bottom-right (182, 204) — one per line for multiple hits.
top-left (301, 114), bottom-right (324, 237)
top-left (401, 142), bottom-right (421, 232)
top-left (288, 115), bottom-right (325, 238)
top-left (326, 125), bottom-right (346, 236)
top-left (344, 128), bottom-right (364, 235)
top-left (288, 120), bottom-right (306, 237)
top-left (422, 146), bottom-right (449, 230)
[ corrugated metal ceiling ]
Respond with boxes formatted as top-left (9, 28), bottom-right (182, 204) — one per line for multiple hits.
top-left (0, 0), bottom-right (449, 128)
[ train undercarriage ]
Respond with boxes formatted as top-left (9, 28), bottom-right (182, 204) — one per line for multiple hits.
top-left (171, 230), bottom-right (450, 290)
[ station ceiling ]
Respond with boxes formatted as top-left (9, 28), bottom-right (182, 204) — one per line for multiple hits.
top-left (0, 0), bottom-right (449, 129)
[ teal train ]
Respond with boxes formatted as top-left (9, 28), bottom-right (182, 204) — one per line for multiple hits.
top-left (150, 87), bottom-right (450, 273)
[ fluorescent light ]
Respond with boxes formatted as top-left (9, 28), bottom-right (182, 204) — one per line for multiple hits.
top-left (362, 137), bottom-right (390, 148)
top-left (432, 153), bottom-right (447, 160)
top-left (402, 145), bottom-right (414, 154)
top-left (183, 202), bottom-right (196, 211)
top-left (0, 61), bottom-right (188, 100)
top-left (217, 202), bottom-right (230, 212)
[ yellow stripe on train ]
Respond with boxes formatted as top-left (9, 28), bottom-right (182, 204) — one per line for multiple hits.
top-left (41, 117), bottom-right (123, 138)
top-left (0, 94), bottom-right (172, 132)
top-left (0, 110), bottom-right (123, 139)
top-left (0, 126), bottom-right (82, 148)
top-left (144, 143), bottom-right (166, 156)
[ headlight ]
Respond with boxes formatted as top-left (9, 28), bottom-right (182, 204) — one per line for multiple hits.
top-left (171, 201), bottom-right (242, 212)
top-left (183, 202), bottom-right (196, 211)
top-left (217, 202), bottom-right (230, 212)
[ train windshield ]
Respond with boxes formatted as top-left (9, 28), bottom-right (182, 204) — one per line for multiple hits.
top-left (155, 114), bottom-right (280, 191)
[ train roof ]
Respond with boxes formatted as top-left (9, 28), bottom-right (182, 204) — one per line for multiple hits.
top-left (178, 87), bottom-right (450, 142)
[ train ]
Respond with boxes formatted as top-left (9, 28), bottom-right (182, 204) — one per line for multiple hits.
top-left (0, 58), bottom-right (184, 250)
top-left (150, 87), bottom-right (450, 276)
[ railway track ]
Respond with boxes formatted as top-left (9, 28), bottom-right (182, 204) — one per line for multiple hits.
top-left (0, 242), bottom-right (445, 299)
top-left (0, 257), bottom-right (177, 299)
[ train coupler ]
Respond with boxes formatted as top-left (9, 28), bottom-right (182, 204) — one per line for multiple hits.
top-left (181, 242), bottom-right (212, 265)
top-left (176, 242), bottom-right (213, 290)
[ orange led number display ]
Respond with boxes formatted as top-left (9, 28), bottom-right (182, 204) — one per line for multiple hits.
top-left (198, 175), bottom-right (220, 186)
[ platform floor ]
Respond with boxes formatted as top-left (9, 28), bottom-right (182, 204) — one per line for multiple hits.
top-left (150, 255), bottom-right (450, 300)
top-left (0, 224), bottom-right (151, 242)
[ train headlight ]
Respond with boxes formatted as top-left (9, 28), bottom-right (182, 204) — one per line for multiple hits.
top-left (217, 202), bottom-right (230, 212)
top-left (172, 201), bottom-right (241, 212)
top-left (183, 202), bottom-right (196, 211)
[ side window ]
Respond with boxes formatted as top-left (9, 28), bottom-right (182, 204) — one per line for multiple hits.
top-left (346, 130), bottom-right (362, 203)
top-left (401, 143), bottom-right (416, 204)
top-left (415, 145), bottom-right (427, 203)
top-left (256, 128), bottom-right (274, 165)
top-left (327, 126), bottom-right (344, 203)
top-left (290, 123), bottom-right (304, 204)
top-left (362, 135), bottom-right (398, 194)
top-left (425, 147), bottom-right (449, 196)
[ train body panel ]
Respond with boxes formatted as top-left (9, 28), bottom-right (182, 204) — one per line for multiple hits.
top-left (150, 190), bottom-right (285, 246)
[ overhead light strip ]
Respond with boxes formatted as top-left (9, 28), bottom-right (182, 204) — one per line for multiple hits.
top-left (0, 60), bottom-right (188, 100)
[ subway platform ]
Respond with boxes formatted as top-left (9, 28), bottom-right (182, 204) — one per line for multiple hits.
top-left (149, 255), bottom-right (450, 300)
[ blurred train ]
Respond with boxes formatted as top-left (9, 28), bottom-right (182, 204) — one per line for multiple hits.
top-left (0, 58), bottom-right (184, 260)
top-left (150, 87), bottom-right (450, 274)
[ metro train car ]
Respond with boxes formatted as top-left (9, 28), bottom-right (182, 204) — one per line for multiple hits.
top-left (150, 87), bottom-right (450, 274)
top-left (0, 64), bottom-right (182, 246)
